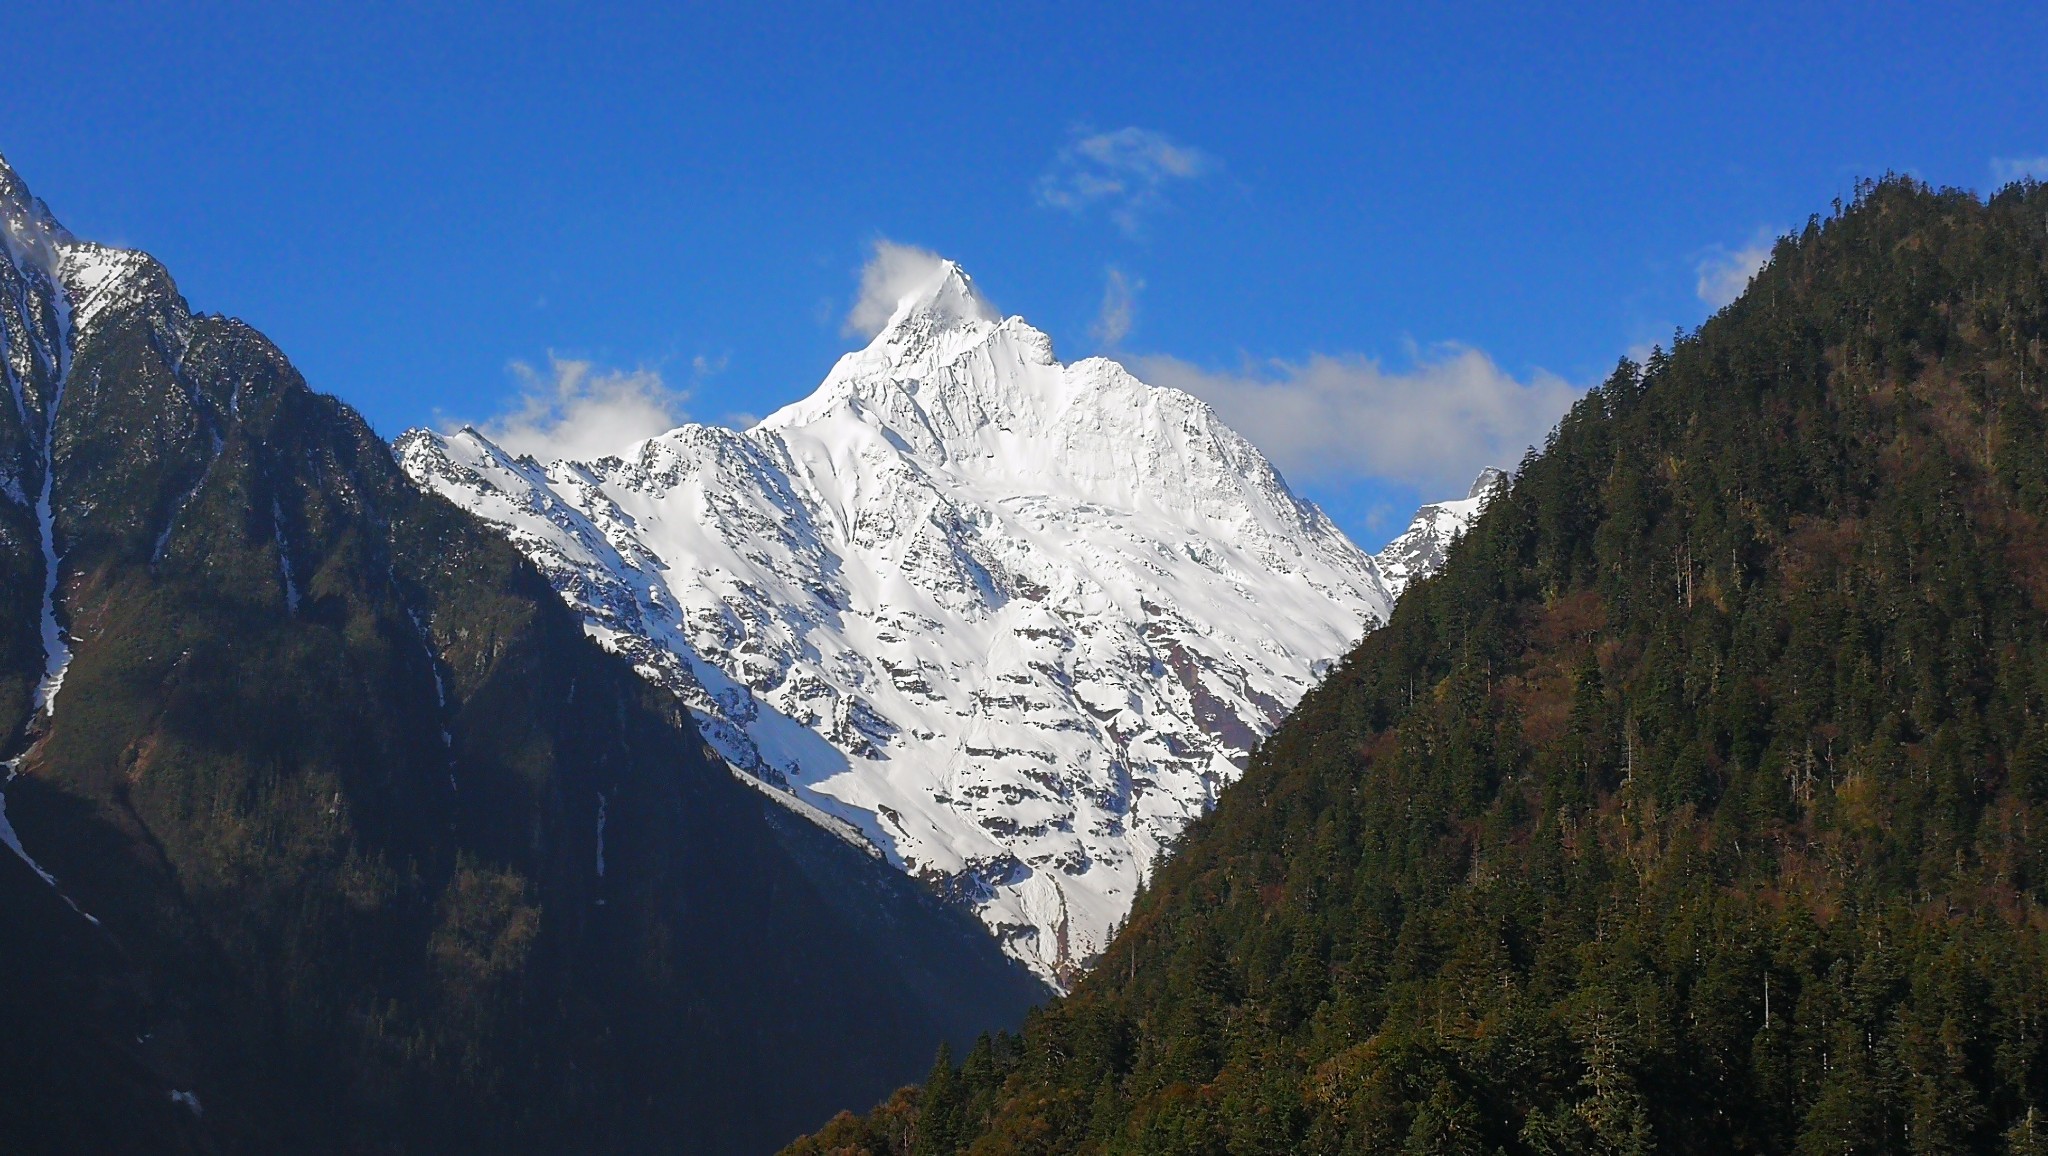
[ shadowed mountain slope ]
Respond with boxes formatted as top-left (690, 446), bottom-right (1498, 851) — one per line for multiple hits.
top-left (0, 154), bottom-right (1045, 1156)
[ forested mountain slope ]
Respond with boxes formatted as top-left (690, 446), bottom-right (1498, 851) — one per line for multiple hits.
top-left (0, 153), bottom-right (1045, 1156)
top-left (789, 178), bottom-right (2048, 1155)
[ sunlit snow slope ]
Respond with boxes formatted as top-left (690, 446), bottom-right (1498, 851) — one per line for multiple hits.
top-left (400, 263), bottom-right (1486, 983)
top-left (1373, 467), bottom-right (1506, 600)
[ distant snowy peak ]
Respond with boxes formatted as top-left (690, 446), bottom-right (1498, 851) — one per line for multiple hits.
top-left (1467, 465), bottom-right (1508, 497)
top-left (1374, 466), bottom-right (1506, 599)
top-left (401, 258), bottom-right (1479, 986)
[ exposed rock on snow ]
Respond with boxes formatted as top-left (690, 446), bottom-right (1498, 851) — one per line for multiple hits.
top-left (401, 262), bottom-right (1490, 983)
top-left (1373, 467), bottom-right (1506, 600)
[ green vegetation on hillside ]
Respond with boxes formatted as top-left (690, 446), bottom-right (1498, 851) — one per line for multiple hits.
top-left (789, 178), bottom-right (2048, 1154)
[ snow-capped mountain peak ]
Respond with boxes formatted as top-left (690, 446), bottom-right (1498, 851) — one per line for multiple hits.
top-left (881, 258), bottom-right (1001, 336)
top-left (1372, 466), bottom-right (1506, 600)
top-left (401, 259), bottom-right (1484, 985)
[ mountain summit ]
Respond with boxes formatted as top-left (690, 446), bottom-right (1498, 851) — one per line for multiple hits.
top-left (403, 266), bottom-right (1482, 983)
top-left (869, 258), bottom-right (1002, 336)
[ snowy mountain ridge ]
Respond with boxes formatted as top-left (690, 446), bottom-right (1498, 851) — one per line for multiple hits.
top-left (1375, 466), bottom-right (1507, 600)
top-left (400, 262), bottom-right (1494, 983)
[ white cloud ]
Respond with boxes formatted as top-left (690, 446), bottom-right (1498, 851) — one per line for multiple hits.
top-left (471, 355), bottom-right (689, 463)
top-left (1090, 267), bottom-right (1140, 348)
top-left (1992, 155), bottom-right (2048, 185)
top-left (843, 239), bottom-right (997, 338)
top-left (1695, 231), bottom-right (1777, 309)
top-left (1037, 127), bottom-right (1214, 235)
top-left (1132, 346), bottom-right (1583, 496)
top-left (846, 240), bottom-right (949, 337)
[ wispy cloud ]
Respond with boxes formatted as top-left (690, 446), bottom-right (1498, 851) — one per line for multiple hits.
top-left (1090, 267), bottom-right (1140, 349)
top-left (1992, 155), bottom-right (2048, 185)
top-left (1037, 127), bottom-right (1214, 235)
top-left (1695, 230), bottom-right (1778, 309)
top-left (847, 240), bottom-right (949, 337)
top-left (1132, 346), bottom-right (1582, 496)
top-left (471, 355), bottom-right (690, 463)
top-left (844, 238), bottom-right (997, 337)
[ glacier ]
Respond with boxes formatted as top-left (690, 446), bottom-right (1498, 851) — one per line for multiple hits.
top-left (401, 260), bottom-right (1493, 983)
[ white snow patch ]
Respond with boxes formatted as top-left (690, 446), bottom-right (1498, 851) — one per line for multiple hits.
top-left (29, 431), bottom-right (70, 715)
top-left (724, 759), bottom-right (885, 858)
top-left (0, 179), bottom-right (78, 718)
top-left (0, 771), bottom-right (57, 887)
top-left (169, 1089), bottom-right (202, 1117)
top-left (60, 246), bottom-right (149, 337)
top-left (1, 760), bottom-right (100, 923)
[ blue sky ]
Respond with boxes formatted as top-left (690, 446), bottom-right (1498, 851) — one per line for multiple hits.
top-left (6, 2), bottom-right (2045, 548)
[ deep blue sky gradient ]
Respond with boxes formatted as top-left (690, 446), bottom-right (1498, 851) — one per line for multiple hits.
top-left (6, 2), bottom-right (2045, 546)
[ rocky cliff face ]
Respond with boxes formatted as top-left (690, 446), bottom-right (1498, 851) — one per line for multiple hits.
top-left (402, 261), bottom-right (1487, 984)
top-left (0, 154), bottom-right (1044, 1156)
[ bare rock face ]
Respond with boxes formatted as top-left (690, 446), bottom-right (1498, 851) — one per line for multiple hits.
top-left (402, 263), bottom-right (1482, 984)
